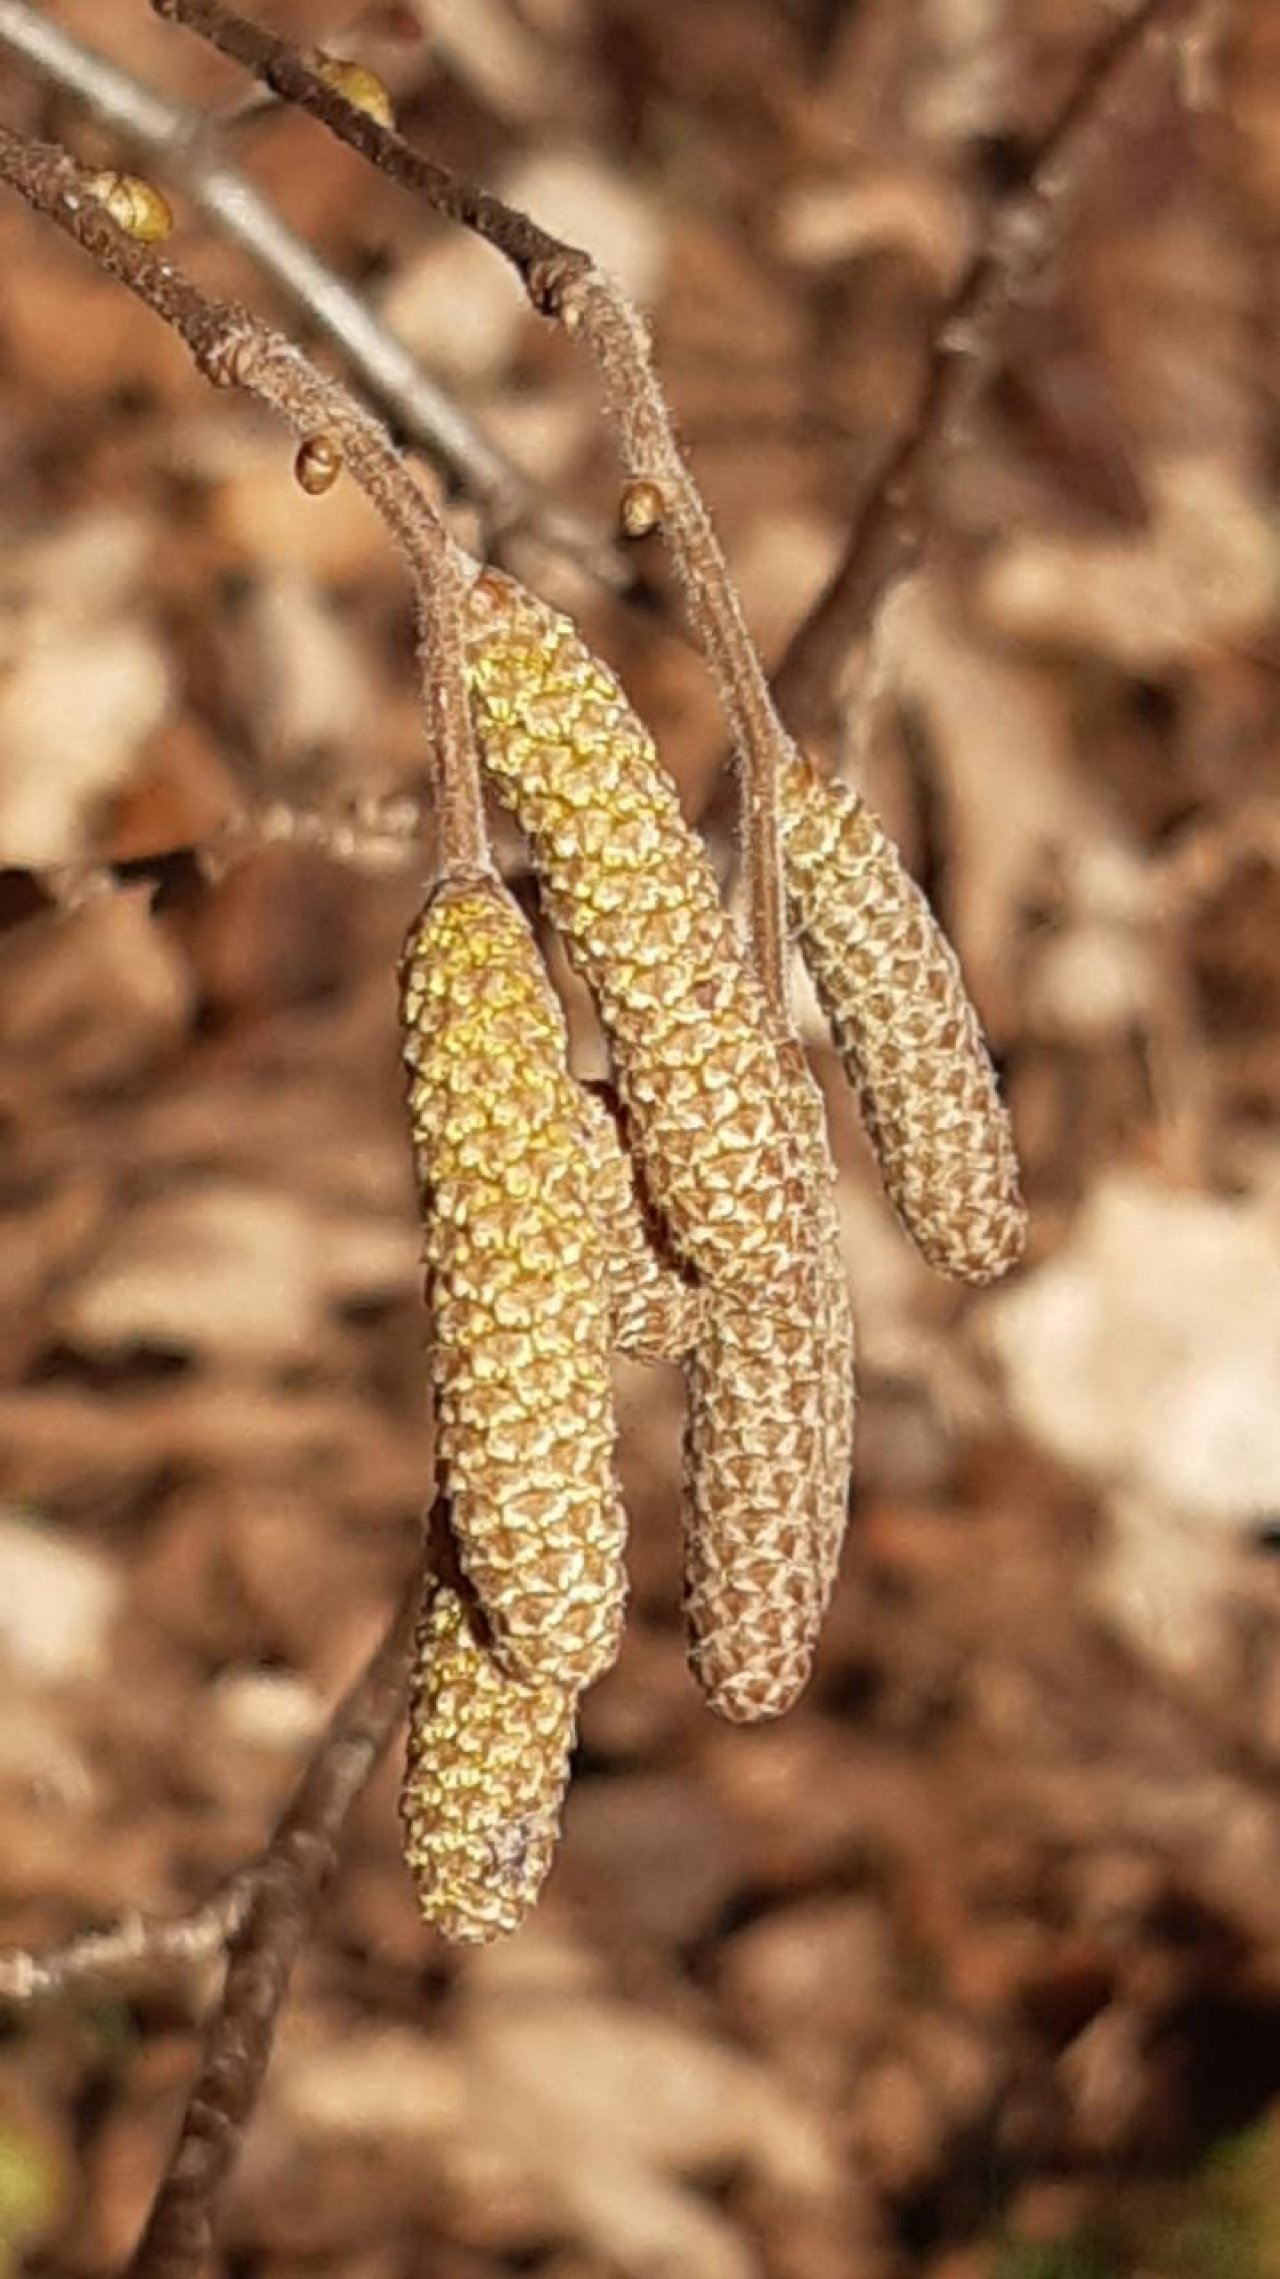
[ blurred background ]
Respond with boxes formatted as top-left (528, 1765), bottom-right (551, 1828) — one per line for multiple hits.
top-left (2, 2), bottom-right (1280, 2274)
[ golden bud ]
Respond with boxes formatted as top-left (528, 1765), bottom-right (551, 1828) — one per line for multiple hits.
top-left (619, 478), bottom-right (665, 538)
top-left (401, 1582), bottom-right (576, 1943)
top-left (83, 171), bottom-right (172, 244)
top-left (293, 433), bottom-right (343, 496)
top-left (400, 877), bottom-right (626, 1690)
top-left (310, 50), bottom-right (396, 128)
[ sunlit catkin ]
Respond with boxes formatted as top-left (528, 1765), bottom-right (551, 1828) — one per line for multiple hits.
top-left (401, 1582), bottom-right (576, 1943)
top-left (400, 878), bottom-right (626, 1689)
top-left (682, 1056), bottom-right (854, 1721)
top-left (781, 756), bottom-right (1026, 1283)
top-left (463, 569), bottom-right (811, 1296)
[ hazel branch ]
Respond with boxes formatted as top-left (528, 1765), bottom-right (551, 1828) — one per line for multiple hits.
top-left (150, 0), bottom-right (794, 1022)
top-left (770, 0), bottom-right (1211, 756)
top-left (122, 1554), bottom-right (425, 2279)
top-left (0, 0), bottom-right (621, 583)
top-left (0, 121), bottom-right (491, 884)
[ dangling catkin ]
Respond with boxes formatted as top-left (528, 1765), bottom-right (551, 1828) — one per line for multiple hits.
top-left (580, 1085), bottom-right (702, 1364)
top-left (401, 1580), bottom-right (576, 1943)
top-left (463, 569), bottom-right (812, 1299)
top-left (780, 755), bottom-right (1026, 1284)
top-left (682, 1055), bottom-right (855, 1721)
top-left (400, 877), bottom-right (626, 1689)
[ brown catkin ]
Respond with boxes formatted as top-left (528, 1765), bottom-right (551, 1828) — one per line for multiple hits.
top-left (400, 877), bottom-right (626, 1689)
top-left (580, 1086), bottom-right (702, 1364)
top-left (780, 756), bottom-right (1027, 1283)
top-left (682, 1055), bottom-right (855, 1721)
top-left (463, 569), bottom-right (812, 1298)
top-left (401, 1581), bottom-right (576, 1943)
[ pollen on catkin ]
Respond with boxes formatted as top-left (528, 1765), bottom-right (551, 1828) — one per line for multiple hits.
top-left (780, 755), bottom-right (1027, 1284)
top-left (400, 877), bottom-right (627, 1689)
top-left (400, 1581), bottom-right (577, 1943)
top-left (682, 1056), bottom-right (854, 1721)
top-left (462, 569), bottom-right (812, 1300)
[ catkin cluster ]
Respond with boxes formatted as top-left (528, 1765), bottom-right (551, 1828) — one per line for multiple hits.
top-left (462, 571), bottom-right (854, 1723)
top-left (397, 566), bottom-right (1023, 1939)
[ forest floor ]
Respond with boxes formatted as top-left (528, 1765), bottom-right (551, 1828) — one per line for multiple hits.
top-left (2, 2), bottom-right (1280, 2275)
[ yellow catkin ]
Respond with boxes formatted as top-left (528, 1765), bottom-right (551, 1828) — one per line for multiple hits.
top-left (400, 877), bottom-right (626, 1689)
top-left (579, 1086), bottom-right (702, 1363)
top-left (682, 1057), bottom-right (855, 1721)
top-left (781, 756), bottom-right (1027, 1284)
top-left (401, 1581), bottom-right (576, 1943)
top-left (463, 569), bottom-right (812, 1298)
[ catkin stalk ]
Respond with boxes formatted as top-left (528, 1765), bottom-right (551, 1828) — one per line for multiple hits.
top-left (400, 877), bottom-right (627, 1689)
top-left (780, 756), bottom-right (1026, 1283)
top-left (401, 1580), bottom-right (576, 1943)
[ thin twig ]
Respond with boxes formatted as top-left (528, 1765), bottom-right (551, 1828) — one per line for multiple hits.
top-left (151, 0), bottom-right (795, 1022)
top-left (0, 1882), bottom-right (252, 2007)
top-left (123, 1555), bottom-right (425, 2279)
top-left (769, 0), bottom-right (1209, 758)
top-left (0, 0), bottom-right (621, 585)
top-left (0, 121), bottom-right (491, 882)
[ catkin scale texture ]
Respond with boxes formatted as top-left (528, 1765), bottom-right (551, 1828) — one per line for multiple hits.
top-left (682, 1058), bottom-right (855, 1721)
top-left (463, 571), bottom-right (811, 1299)
top-left (400, 879), bottom-right (626, 1689)
top-left (580, 1087), bottom-right (702, 1363)
top-left (781, 757), bottom-right (1027, 1284)
top-left (401, 1582), bottom-right (576, 1943)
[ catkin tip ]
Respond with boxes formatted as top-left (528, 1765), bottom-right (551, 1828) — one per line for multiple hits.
top-left (401, 1583), bottom-right (577, 1943)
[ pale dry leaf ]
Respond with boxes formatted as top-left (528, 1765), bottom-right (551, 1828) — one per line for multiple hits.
top-left (0, 507), bottom-right (152, 632)
top-left (502, 152), bottom-right (667, 309)
top-left (229, 570), bottom-right (379, 774)
top-left (452, 1931), bottom-right (839, 2279)
top-left (207, 1669), bottom-right (326, 1755)
top-left (0, 890), bottom-right (191, 1093)
top-left (978, 456), bottom-right (1280, 671)
top-left (380, 231), bottom-right (528, 388)
top-left (775, 168), bottom-right (969, 283)
top-left (427, 0), bottom-right (562, 120)
top-left (0, 1512), bottom-right (122, 1685)
top-left (887, 578), bottom-right (1107, 1032)
top-left (988, 1169), bottom-right (1280, 1529)
top-left (1091, 1489), bottom-right (1248, 1685)
top-left (0, 621), bottom-right (170, 867)
top-left (58, 1182), bottom-right (412, 1367)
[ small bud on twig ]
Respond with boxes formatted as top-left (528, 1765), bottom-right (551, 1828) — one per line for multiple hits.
top-left (83, 168), bottom-right (173, 241)
top-left (619, 478), bottom-right (664, 538)
top-left (308, 48), bottom-right (395, 128)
